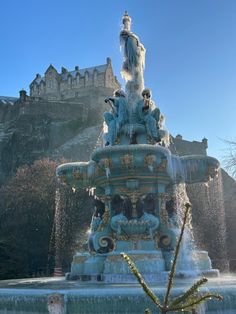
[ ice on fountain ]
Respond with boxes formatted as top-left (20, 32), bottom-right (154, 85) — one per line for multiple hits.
top-left (105, 167), bottom-right (110, 178)
top-left (186, 169), bottom-right (229, 272)
top-left (167, 154), bottom-right (187, 182)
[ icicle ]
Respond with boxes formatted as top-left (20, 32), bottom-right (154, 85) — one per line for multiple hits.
top-left (105, 167), bottom-right (110, 179)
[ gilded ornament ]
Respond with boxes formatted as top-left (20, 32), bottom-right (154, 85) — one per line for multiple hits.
top-left (121, 154), bottom-right (133, 168)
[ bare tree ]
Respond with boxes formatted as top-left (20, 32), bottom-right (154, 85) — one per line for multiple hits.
top-left (223, 140), bottom-right (236, 179)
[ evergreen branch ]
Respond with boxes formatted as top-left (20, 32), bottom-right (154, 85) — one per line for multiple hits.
top-left (171, 293), bottom-right (223, 312)
top-left (121, 252), bottom-right (162, 309)
top-left (163, 203), bottom-right (191, 307)
top-left (169, 277), bottom-right (208, 309)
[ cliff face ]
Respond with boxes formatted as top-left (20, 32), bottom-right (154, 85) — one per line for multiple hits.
top-left (0, 112), bottom-right (51, 182)
top-left (0, 86), bottom-right (114, 184)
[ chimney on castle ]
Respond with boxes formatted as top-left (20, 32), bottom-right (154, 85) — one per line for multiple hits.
top-left (106, 57), bottom-right (111, 65)
top-left (176, 134), bottom-right (183, 140)
top-left (75, 66), bottom-right (79, 71)
top-left (202, 137), bottom-right (208, 149)
top-left (19, 89), bottom-right (27, 102)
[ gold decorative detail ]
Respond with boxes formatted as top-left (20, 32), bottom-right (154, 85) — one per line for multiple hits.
top-left (106, 255), bottom-right (123, 262)
top-left (157, 158), bottom-right (167, 171)
top-left (121, 154), bottom-right (133, 168)
top-left (107, 254), bottom-right (160, 262)
top-left (144, 154), bottom-right (155, 167)
top-left (73, 256), bottom-right (88, 263)
top-left (100, 158), bottom-right (112, 169)
top-left (115, 137), bottom-right (120, 144)
top-left (159, 194), bottom-right (169, 226)
top-left (116, 234), bottom-right (150, 241)
top-left (97, 204), bottom-right (110, 231)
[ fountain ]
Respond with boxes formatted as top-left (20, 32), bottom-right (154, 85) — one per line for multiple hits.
top-left (56, 11), bottom-right (219, 282)
top-left (1, 11), bottom-right (236, 314)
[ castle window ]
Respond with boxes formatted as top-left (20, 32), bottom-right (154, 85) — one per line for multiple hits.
top-left (47, 80), bottom-right (53, 89)
top-left (40, 82), bottom-right (44, 92)
top-left (33, 84), bottom-right (39, 94)
top-left (85, 72), bottom-right (89, 82)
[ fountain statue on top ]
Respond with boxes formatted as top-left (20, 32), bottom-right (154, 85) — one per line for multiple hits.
top-left (104, 12), bottom-right (167, 147)
top-left (56, 12), bottom-right (220, 282)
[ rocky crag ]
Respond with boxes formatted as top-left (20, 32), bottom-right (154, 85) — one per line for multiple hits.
top-left (0, 58), bottom-right (120, 184)
top-left (0, 89), bottom-right (112, 184)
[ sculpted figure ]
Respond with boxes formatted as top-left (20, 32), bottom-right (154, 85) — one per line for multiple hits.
top-left (104, 90), bottom-right (128, 146)
top-left (120, 11), bottom-right (146, 97)
top-left (136, 199), bottom-right (160, 232)
top-left (111, 194), bottom-right (124, 216)
top-left (136, 89), bottom-right (161, 143)
top-left (143, 193), bottom-right (158, 215)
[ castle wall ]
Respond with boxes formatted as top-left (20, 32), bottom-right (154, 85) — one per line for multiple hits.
top-left (170, 135), bottom-right (208, 156)
top-left (30, 60), bottom-right (120, 101)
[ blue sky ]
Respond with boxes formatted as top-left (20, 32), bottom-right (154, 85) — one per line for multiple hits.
top-left (0, 0), bottom-right (236, 162)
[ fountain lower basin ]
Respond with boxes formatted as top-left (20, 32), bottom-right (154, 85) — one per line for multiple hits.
top-left (0, 275), bottom-right (236, 313)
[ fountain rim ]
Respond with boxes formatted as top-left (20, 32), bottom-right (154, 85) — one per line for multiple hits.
top-left (180, 154), bottom-right (220, 164)
top-left (91, 144), bottom-right (172, 160)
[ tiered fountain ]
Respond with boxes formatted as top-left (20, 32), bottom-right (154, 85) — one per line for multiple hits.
top-left (1, 11), bottom-right (236, 314)
top-left (56, 11), bottom-right (219, 283)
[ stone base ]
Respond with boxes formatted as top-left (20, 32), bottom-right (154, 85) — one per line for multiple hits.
top-left (69, 249), bottom-right (166, 282)
top-left (69, 248), bottom-right (218, 282)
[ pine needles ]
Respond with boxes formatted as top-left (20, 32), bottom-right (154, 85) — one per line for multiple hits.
top-left (121, 203), bottom-right (223, 313)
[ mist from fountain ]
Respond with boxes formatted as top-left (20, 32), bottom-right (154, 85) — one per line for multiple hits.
top-left (186, 169), bottom-right (229, 272)
top-left (172, 183), bottom-right (199, 275)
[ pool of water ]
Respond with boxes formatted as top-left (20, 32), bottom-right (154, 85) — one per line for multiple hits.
top-left (0, 275), bottom-right (236, 313)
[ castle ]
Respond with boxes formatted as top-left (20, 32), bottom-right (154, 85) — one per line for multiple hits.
top-left (29, 57), bottom-right (120, 101)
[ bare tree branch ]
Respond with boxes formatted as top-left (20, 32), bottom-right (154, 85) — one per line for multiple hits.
top-left (222, 139), bottom-right (236, 179)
